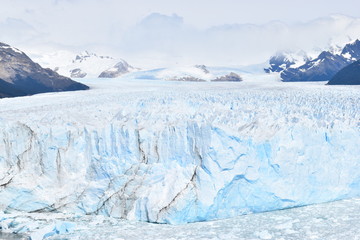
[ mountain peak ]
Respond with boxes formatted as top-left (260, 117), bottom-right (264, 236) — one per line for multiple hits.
top-left (318, 51), bottom-right (333, 59)
top-left (72, 51), bottom-right (114, 64)
top-left (98, 59), bottom-right (137, 78)
top-left (264, 50), bottom-right (309, 73)
top-left (0, 42), bottom-right (25, 55)
top-left (341, 38), bottom-right (360, 60)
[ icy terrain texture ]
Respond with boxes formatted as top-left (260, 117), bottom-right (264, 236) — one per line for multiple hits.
top-left (0, 77), bottom-right (360, 224)
top-left (2, 197), bottom-right (360, 239)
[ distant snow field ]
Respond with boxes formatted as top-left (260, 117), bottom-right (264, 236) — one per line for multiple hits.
top-left (1, 72), bottom-right (360, 239)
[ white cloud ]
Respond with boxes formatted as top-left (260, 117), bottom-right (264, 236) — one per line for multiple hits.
top-left (116, 14), bottom-right (360, 67)
top-left (2, 1), bottom-right (360, 67)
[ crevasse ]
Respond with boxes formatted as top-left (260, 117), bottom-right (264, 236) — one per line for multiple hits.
top-left (0, 84), bottom-right (360, 224)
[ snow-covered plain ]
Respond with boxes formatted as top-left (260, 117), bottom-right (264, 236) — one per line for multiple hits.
top-left (0, 70), bottom-right (360, 233)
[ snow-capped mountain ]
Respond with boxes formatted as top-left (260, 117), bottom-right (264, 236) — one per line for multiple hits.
top-left (279, 39), bottom-right (360, 82)
top-left (32, 50), bottom-right (137, 78)
top-left (134, 65), bottom-right (242, 82)
top-left (328, 59), bottom-right (360, 85)
top-left (98, 59), bottom-right (138, 78)
top-left (281, 51), bottom-right (350, 82)
top-left (66, 51), bottom-right (116, 78)
top-left (341, 39), bottom-right (360, 60)
top-left (160, 65), bottom-right (213, 81)
top-left (0, 42), bottom-right (88, 98)
top-left (264, 50), bottom-right (310, 73)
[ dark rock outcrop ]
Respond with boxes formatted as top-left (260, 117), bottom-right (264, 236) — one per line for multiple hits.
top-left (194, 65), bottom-right (210, 74)
top-left (327, 60), bottom-right (360, 85)
top-left (0, 42), bottom-right (89, 98)
top-left (170, 76), bottom-right (206, 82)
top-left (211, 72), bottom-right (242, 82)
top-left (70, 68), bottom-right (87, 78)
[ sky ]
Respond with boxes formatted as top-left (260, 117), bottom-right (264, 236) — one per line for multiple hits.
top-left (1, 0), bottom-right (360, 67)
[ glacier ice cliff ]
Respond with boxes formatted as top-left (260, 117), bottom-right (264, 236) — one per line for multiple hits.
top-left (0, 79), bottom-right (360, 224)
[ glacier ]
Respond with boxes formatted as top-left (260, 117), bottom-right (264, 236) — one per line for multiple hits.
top-left (0, 76), bottom-right (360, 225)
top-left (2, 197), bottom-right (360, 239)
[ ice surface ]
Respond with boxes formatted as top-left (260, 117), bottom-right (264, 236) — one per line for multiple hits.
top-left (2, 198), bottom-right (360, 239)
top-left (0, 212), bottom-right (76, 240)
top-left (0, 74), bottom-right (360, 225)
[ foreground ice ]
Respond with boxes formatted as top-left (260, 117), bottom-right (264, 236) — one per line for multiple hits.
top-left (2, 198), bottom-right (360, 239)
top-left (0, 75), bottom-right (360, 224)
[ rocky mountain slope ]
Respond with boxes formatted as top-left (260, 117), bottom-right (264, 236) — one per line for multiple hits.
top-left (281, 51), bottom-right (350, 82)
top-left (264, 51), bottom-right (310, 73)
top-left (328, 60), bottom-right (360, 85)
top-left (98, 59), bottom-right (137, 78)
top-left (278, 40), bottom-right (360, 82)
top-left (0, 43), bottom-right (88, 98)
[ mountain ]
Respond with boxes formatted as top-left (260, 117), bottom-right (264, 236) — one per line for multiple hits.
top-left (0, 42), bottom-right (89, 98)
top-left (328, 60), bottom-right (360, 85)
top-left (281, 51), bottom-right (350, 82)
top-left (32, 50), bottom-right (138, 78)
top-left (98, 59), bottom-right (138, 78)
top-left (341, 39), bottom-right (360, 60)
top-left (264, 50), bottom-right (309, 73)
top-left (59, 51), bottom-right (120, 78)
top-left (149, 65), bottom-right (243, 82)
top-left (279, 40), bottom-right (360, 82)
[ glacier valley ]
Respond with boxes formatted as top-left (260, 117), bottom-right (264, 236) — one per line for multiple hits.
top-left (0, 73), bottom-right (360, 233)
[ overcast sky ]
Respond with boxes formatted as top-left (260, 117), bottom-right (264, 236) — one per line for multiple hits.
top-left (2, 0), bottom-right (360, 67)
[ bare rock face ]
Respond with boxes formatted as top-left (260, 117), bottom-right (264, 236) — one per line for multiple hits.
top-left (98, 60), bottom-right (136, 78)
top-left (194, 65), bottom-right (210, 74)
top-left (211, 72), bottom-right (242, 82)
top-left (0, 42), bottom-right (89, 98)
top-left (328, 60), bottom-right (360, 85)
top-left (170, 76), bottom-right (206, 82)
top-left (70, 68), bottom-right (87, 78)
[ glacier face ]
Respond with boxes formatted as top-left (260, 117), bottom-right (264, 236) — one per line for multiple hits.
top-left (0, 78), bottom-right (360, 224)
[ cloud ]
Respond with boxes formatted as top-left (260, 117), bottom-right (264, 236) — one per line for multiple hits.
top-left (120, 13), bottom-right (188, 52)
top-left (2, 1), bottom-right (360, 68)
top-left (0, 18), bottom-right (42, 44)
top-left (116, 14), bottom-right (360, 68)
